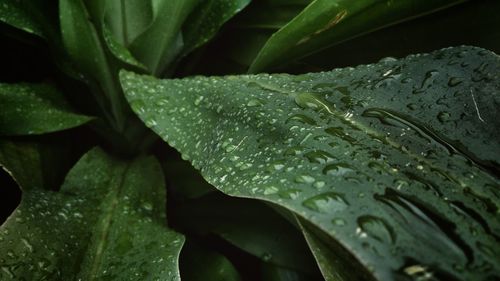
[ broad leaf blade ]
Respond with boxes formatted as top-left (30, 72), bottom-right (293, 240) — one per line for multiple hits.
top-left (104, 0), bottom-right (153, 46)
top-left (0, 83), bottom-right (93, 136)
top-left (249, 0), bottom-right (467, 73)
top-left (121, 46), bottom-right (500, 280)
top-left (0, 148), bottom-right (184, 280)
top-left (0, 0), bottom-right (44, 36)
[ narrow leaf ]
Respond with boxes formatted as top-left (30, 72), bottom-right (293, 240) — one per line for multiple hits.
top-left (104, 0), bottom-right (153, 46)
top-left (0, 0), bottom-right (44, 36)
top-left (0, 148), bottom-right (184, 280)
top-left (181, 0), bottom-right (251, 57)
top-left (0, 83), bottom-right (93, 136)
top-left (129, 0), bottom-right (200, 75)
top-left (121, 46), bottom-right (500, 280)
top-left (249, 0), bottom-right (467, 73)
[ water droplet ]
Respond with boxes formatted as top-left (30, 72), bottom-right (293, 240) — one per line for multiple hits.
top-left (305, 150), bottom-right (336, 164)
top-left (437, 111), bottom-right (451, 123)
top-left (294, 93), bottom-right (334, 113)
top-left (302, 192), bottom-right (348, 213)
top-left (325, 127), bottom-right (357, 144)
top-left (247, 98), bottom-right (264, 107)
top-left (323, 163), bottom-right (354, 176)
top-left (332, 218), bottom-right (346, 226)
top-left (261, 252), bottom-right (273, 262)
top-left (413, 70), bottom-right (439, 94)
top-left (286, 114), bottom-right (317, 125)
top-left (448, 77), bottom-right (463, 87)
top-left (263, 186), bottom-right (279, 195)
top-left (295, 175), bottom-right (315, 184)
top-left (357, 215), bottom-right (395, 244)
top-left (130, 99), bottom-right (146, 114)
top-left (279, 189), bottom-right (302, 200)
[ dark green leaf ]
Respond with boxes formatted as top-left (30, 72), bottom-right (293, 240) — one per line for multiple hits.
top-left (0, 147), bottom-right (184, 280)
top-left (121, 46), bottom-right (500, 281)
top-left (261, 262), bottom-right (317, 281)
top-left (0, 140), bottom-right (43, 190)
top-left (0, 0), bottom-right (44, 36)
top-left (180, 0), bottom-right (251, 57)
top-left (298, 218), bottom-right (357, 281)
top-left (102, 24), bottom-right (147, 70)
top-left (180, 240), bottom-right (242, 281)
top-left (0, 83), bottom-right (93, 136)
top-left (248, 0), bottom-right (467, 73)
top-left (59, 0), bottom-right (125, 129)
top-left (175, 193), bottom-right (319, 274)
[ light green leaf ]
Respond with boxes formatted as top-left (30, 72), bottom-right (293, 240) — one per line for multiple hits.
top-left (104, 0), bottom-right (153, 47)
top-left (0, 147), bottom-right (184, 280)
top-left (181, 0), bottom-right (251, 57)
top-left (0, 0), bottom-right (44, 36)
top-left (121, 46), bottom-right (500, 280)
top-left (249, 0), bottom-right (467, 73)
top-left (0, 83), bottom-right (93, 136)
top-left (129, 0), bottom-right (201, 75)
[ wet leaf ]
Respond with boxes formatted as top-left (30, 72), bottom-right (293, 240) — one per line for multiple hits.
top-left (0, 0), bottom-right (44, 36)
top-left (0, 147), bottom-right (184, 280)
top-left (121, 46), bottom-right (500, 281)
top-left (249, 0), bottom-right (467, 73)
top-left (0, 140), bottom-right (44, 190)
top-left (0, 83), bottom-right (93, 136)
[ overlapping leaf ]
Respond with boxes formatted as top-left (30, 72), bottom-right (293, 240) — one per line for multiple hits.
top-left (249, 0), bottom-right (468, 72)
top-left (0, 0), bottom-right (44, 36)
top-left (0, 83), bottom-right (92, 136)
top-left (0, 148), bottom-right (184, 280)
top-left (121, 46), bottom-right (500, 280)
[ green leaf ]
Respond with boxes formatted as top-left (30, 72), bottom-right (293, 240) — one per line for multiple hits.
top-left (102, 24), bottom-right (147, 70)
top-left (129, 0), bottom-right (201, 75)
top-left (0, 136), bottom-right (76, 193)
top-left (297, 218), bottom-right (358, 281)
top-left (104, 0), bottom-right (153, 47)
top-left (59, 0), bottom-right (125, 130)
top-left (0, 147), bottom-right (184, 280)
top-left (0, 140), bottom-right (44, 190)
top-left (0, 0), bottom-right (44, 36)
top-left (121, 46), bottom-right (500, 280)
top-left (180, 0), bottom-right (251, 57)
top-left (180, 240), bottom-right (242, 281)
top-left (248, 0), bottom-right (467, 73)
top-left (174, 193), bottom-right (319, 275)
top-left (0, 83), bottom-right (93, 136)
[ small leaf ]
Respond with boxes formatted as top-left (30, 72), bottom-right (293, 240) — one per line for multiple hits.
top-left (0, 0), bottom-right (44, 36)
top-left (121, 46), bottom-right (500, 280)
top-left (249, 0), bottom-right (467, 73)
top-left (102, 24), bottom-right (147, 70)
top-left (0, 83), bottom-right (93, 136)
top-left (0, 147), bottom-right (185, 280)
top-left (0, 140), bottom-right (44, 190)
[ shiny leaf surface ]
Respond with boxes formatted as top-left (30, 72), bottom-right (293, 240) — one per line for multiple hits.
top-left (0, 148), bottom-right (185, 280)
top-left (121, 46), bottom-right (500, 281)
top-left (0, 83), bottom-right (93, 136)
top-left (249, 0), bottom-right (467, 73)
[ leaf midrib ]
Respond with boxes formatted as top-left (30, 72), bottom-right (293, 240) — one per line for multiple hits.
top-left (87, 163), bottom-right (131, 280)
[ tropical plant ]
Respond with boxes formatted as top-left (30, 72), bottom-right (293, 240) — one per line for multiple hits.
top-left (0, 0), bottom-right (499, 280)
